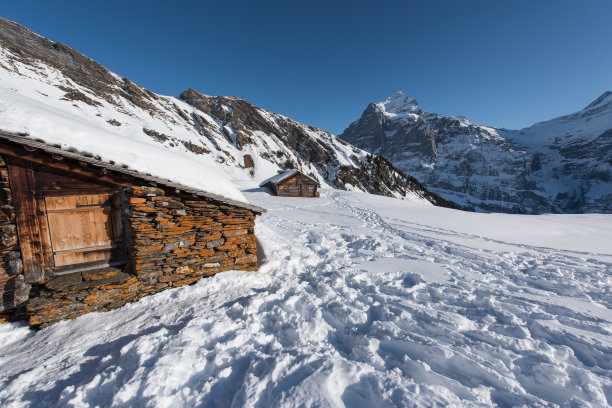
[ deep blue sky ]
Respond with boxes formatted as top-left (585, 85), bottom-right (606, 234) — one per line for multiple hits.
top-left (3, 1), bottom-right (612, 134)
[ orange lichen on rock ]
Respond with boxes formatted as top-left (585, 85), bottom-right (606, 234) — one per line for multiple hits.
top-left (16, 185), bottom-right (259, 328)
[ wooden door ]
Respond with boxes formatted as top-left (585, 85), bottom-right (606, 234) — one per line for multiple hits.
top-left (44, 193), bottom-right (117, 267)
top-left (303, 184), bottom-right (314, 196)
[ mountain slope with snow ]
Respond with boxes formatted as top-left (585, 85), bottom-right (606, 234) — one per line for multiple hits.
top-left (500, 91), bottom-right (612, 212)
top-left (1, 188), bottom-right (611, 407)
top-left (0, 18), bottom-right (451, 208)
top-left (339, 91), bottom-right (612, 213)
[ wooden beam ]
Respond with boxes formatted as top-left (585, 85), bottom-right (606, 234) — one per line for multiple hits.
top-left (0, 145), bottom-right (131, 188)
top-left (53, 243), bottom-right (117, 256)
top-left (35, 196), bottom-right (54, 269)
top-left (7, 161), bottom-right (46, 283)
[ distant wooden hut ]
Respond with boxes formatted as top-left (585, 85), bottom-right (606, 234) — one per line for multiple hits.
top-left (259, 170), bottom-right (319, 197)
top-left (0, 131), bottom-right (265, 328)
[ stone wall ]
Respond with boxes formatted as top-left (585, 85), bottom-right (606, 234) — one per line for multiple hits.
top-left (0, 155), bottom-right (28, 322)
top-left (127, 186), bottom-right (257, 288)
top-left (24, 185), bottom-right (258, 328)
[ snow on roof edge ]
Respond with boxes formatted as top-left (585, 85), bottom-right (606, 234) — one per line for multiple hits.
top-left (259, 169), bottom-right (301, 187)
top-left (0, 130), bottom-right (266, 213)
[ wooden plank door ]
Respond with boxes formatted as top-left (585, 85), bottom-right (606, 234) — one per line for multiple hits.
top-left (44, 193), bottom-right (116, 267)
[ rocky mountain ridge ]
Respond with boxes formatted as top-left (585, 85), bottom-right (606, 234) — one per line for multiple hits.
top-left (340, 91), bottom-right (612, 213)
top-left (0, 18), bottom-right (454, 208)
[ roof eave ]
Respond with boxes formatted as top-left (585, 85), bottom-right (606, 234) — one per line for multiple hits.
top-left (0, 130), bottom-right (266, 214)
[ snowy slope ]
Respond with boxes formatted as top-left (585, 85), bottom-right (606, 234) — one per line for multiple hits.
top-left (0, 188), bottom-right (611, 407)
top-left (0, 87), bottom-right (248, 204)
top-left (500, 91), bottom-right (612, 213)
top-left (0, 18), bottom-right (449, 207)
top-left (340, 91), bottom-right (612, 214)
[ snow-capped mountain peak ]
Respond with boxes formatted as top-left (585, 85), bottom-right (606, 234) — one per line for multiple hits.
top-left (584, 90), bottom-right (612, 110)
top-left (375, 91), bottom-right (422, 118)
top-left (340, 90), bottom-right (612, 214)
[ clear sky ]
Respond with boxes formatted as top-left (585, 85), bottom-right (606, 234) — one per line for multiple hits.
top-left (3, 1), bottom-right (612, 134)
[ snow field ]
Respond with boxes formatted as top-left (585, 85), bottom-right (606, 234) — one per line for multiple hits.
top-left (0, 189), bottom-right (611, 407)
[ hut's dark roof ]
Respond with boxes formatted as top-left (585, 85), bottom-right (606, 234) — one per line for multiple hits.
top-left (0, 130), bottom-right (266, 213)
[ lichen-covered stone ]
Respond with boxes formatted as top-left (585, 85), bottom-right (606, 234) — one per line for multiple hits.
top-left (206, 238), bottom-right (225, 249)
top-left (223, 229), bottom-right (248, 237)
top-left (0, 224), bottom-right (17, 248)
top-left (0, 188), bottom-right (12, 205)
top-left (130, 186), bottom-right (165, 197)
top-left (0, 274), bottom-right (30, 313)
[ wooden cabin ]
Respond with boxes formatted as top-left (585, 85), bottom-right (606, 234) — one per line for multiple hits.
top-left (0, 130), bottom-right (265, 328)
top-left (260, 170), bottom-right (319, 197)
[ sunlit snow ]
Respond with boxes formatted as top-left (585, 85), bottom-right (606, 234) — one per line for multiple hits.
top-left (1, 188), bottom-right (610, 407)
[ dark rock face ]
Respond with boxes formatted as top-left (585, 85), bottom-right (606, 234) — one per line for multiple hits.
top-left (340, 92), bottom-right (612, 214)
top-left (0, 18), bottom-right (159, 112)
top-left (178, 89), bottom-right (454, 206)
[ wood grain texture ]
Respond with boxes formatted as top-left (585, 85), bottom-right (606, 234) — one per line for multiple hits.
top-left (33, 170), bottom-right (108, 191)
top-left (6, 160), bottom-right (45, 282)
top-left (44, 194), bottom-right (115, 267)
top-left (275, 173), bottom-right (318, 197)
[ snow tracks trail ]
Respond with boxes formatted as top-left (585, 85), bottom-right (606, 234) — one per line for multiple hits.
top-left (0, 190), bottom-right (611, 407)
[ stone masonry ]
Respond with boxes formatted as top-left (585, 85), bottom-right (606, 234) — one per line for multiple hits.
top-left (21, 185), bottom-right (258, 328)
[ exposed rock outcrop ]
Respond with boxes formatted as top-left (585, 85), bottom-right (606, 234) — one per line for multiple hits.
top-left (340, 91), bottom-right (612, 213)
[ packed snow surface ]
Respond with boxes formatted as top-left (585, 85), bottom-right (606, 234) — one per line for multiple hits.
top-left (1, 188), bottom-right (612, 407)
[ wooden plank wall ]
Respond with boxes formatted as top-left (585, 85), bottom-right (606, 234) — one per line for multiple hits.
top-left (276, 173), bottom-right (318, 197)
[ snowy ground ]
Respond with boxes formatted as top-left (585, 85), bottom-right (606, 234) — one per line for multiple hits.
top-left (1, 188), bottom-right (611, 407)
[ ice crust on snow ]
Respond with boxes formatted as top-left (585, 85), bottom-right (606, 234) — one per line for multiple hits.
top-left (1, 188), bottom-right (611, 407)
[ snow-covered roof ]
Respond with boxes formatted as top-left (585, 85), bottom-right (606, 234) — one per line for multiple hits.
top-left (259, 169), bottom-right (302, 187)
top-left (0, 130), bottom-right (266, 213)
top-left (0, 88), bottom-right (265, 213)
